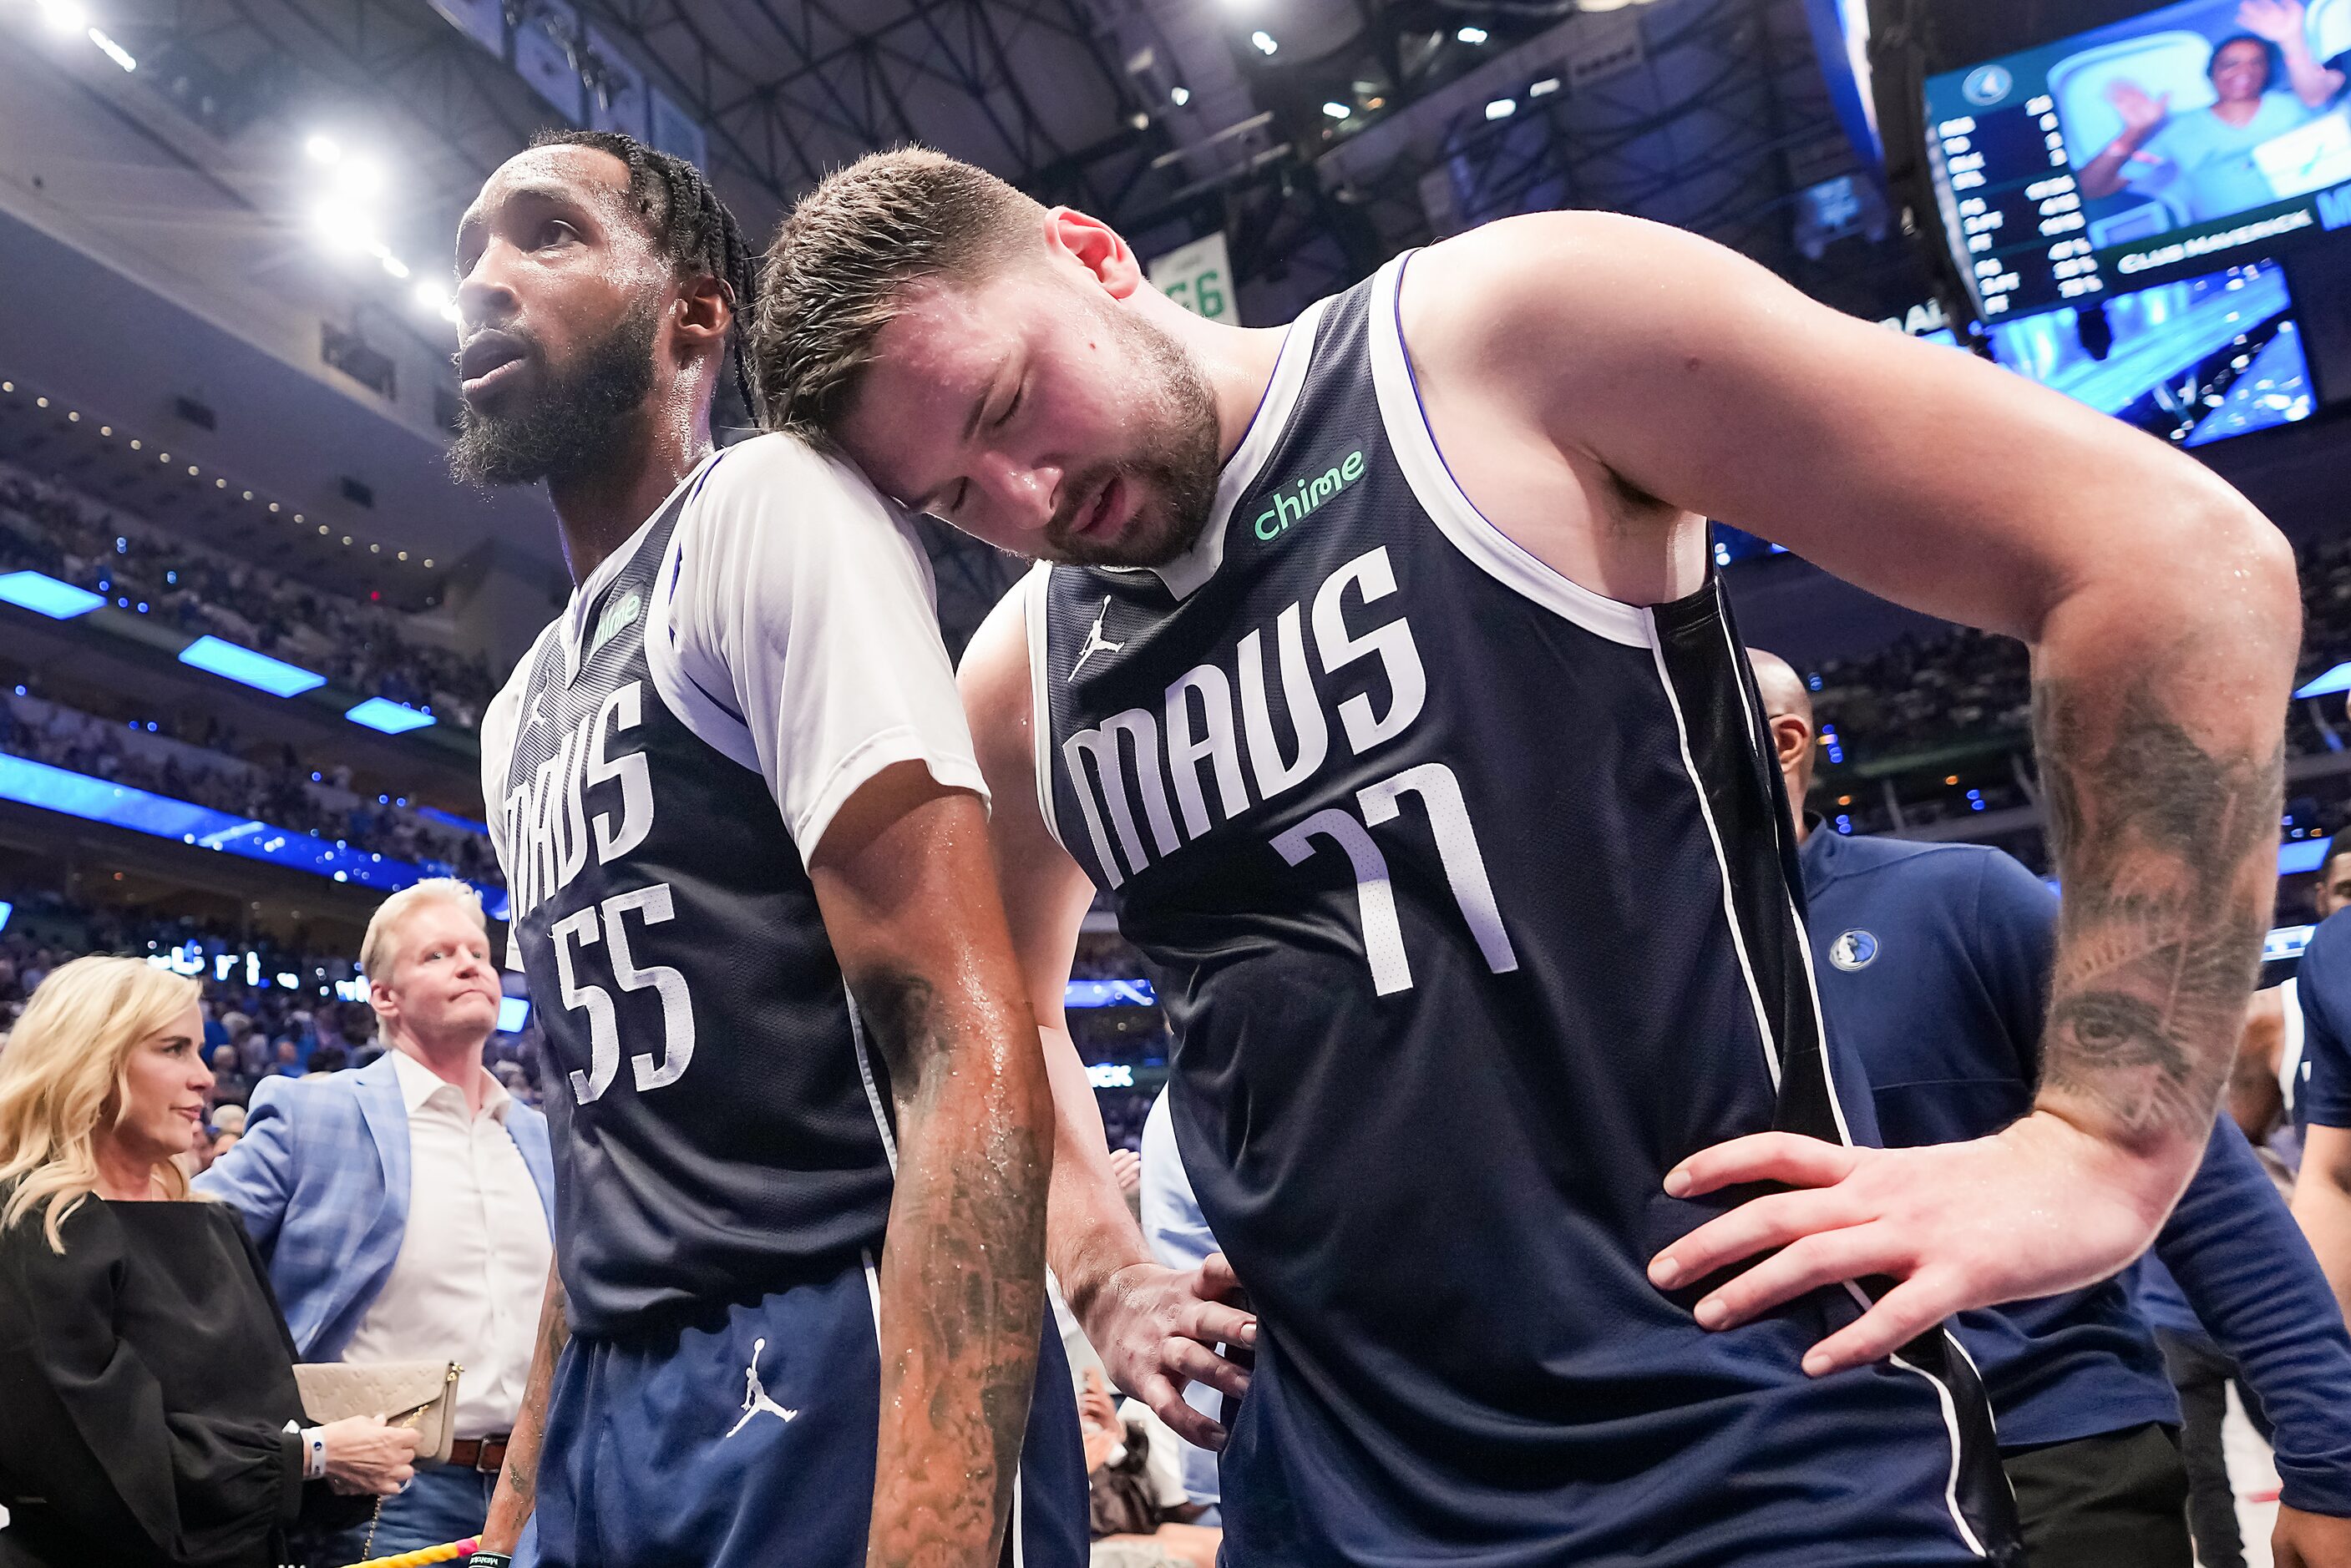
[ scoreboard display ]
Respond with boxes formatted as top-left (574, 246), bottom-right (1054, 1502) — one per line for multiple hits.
top-left (1928, 94), bottom-right (2109, 317)
top-left (1924, 0), bottom-right (2351, 319)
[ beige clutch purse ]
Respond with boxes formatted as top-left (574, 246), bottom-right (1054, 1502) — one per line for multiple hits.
top-left (293, 1361), bottom-right (462, 1468)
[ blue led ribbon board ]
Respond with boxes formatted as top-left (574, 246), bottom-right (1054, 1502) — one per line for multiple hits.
top-left (1065, 978), bottom-right (1158, 1008)
top-left (0, 571), bottom-right (105, 619)
top-left (2297, 663), bottom-right (2351, 700)
top-left (2281, 839), bottom-right (2332, 877)
top-left (0, 753), bottom-right (504, 917)
top-left (497, 995), bottom-right (530, 1033)
top-left (346, 697), bottom-right (438, 734)
top-left (176, 635), bottom-right (327, 697)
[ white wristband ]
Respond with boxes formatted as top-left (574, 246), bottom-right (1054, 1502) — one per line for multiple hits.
top-left (300, 1426), bottom-right (328, 1481)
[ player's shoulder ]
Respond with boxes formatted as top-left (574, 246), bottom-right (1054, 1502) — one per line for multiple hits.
top-left (479, 621), bottom-right (560, 795)
top-left (959, 562), bottom-right (1049, 733)
top-left (2304, 906), bottom-right (2351, 970)
top-left (682, 430), bottom-right (902, 542)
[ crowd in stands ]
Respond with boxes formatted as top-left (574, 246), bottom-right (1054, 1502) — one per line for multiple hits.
top-left (0, 464), bottom-right (498, 729)
top-left (0, 887), bottom-right (540, 1119)
top-left (0, 689), bottom-right (501, 886)
top-left (1796, 534), bottom-right (2351, 847)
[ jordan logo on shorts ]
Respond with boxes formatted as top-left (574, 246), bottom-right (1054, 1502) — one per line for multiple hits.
top-left (724, 1337), bottom-right (798, 1437)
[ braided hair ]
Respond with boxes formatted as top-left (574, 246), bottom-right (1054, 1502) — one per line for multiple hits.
top-left (530, 128), bottom-right (759, 423)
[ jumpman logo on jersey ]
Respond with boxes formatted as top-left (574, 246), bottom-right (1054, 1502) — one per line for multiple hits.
top-left (525, 693), bottom-right (546, 731)
top-left (1070, 597), bottom-right (1123, 682)
top-left (723, 1337), bottom-right (798, 1438)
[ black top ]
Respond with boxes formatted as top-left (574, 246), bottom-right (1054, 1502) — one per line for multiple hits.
top-left (498, 457), bottom-right (896, 1338)
top-left (0, 1195), bottom-right (307, 1568)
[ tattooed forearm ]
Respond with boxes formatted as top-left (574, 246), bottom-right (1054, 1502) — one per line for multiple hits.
top-left (855, 967), bottom-right (1051, 1568)
top-left (2034, 673), bottom-right (2282, 1152)
top-left (479, 1266), bottom-right (569, 1552)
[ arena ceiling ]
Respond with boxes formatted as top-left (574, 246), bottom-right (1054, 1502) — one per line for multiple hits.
top-left (37, 0), bottom-right (1921, 655)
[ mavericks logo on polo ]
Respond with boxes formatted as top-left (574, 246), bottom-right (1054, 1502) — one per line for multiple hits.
top-left (1828, 929), bottom-right (1879, 971)
top-left (1255, 450), bottom-right (1366, 541)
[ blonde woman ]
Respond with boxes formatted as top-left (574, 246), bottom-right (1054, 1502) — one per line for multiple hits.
top-left (0, 956), bottom-right (416, 1568)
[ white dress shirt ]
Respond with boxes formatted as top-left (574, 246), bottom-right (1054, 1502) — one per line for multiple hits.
top-left (339, 1050), bottom-right (552, 1437)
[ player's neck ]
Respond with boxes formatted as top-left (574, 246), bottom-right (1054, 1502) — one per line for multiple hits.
top-left (1148, 298), bottom-right (1290, 466)
top-left (547, 398), bottom-right (713, 585)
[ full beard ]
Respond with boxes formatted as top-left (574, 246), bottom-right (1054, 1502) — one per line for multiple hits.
top-left (448, 300), bottom-right (661, 488)
top-left (1044, 304), bottom-right (1223, 569)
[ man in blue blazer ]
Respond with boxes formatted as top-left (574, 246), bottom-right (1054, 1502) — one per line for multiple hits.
top-left (200, 880), bottom-right (555, 1561)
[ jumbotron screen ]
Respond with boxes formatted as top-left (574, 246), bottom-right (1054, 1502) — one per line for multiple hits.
top-left (1925, 0), bottom-right (2351, 318)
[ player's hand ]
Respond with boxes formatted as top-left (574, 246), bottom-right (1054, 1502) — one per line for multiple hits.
top-left (1076, 1253), bottom-right (1255, 1450)
top-left (2277, 1504), bottom-right (2351, 1568)
top-left (2238, 0), bottom-right (2308, 45)
top-left (1107, 1146), bottom-right (1143, 1194)
top-left (1645, 1112), bottom-right (2179, 1376)
top-left (2106, 80), bottom-right (2173, 136)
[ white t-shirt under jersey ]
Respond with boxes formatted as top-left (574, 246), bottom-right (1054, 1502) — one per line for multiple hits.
top-left (479, 432), bottom-right (987, 966)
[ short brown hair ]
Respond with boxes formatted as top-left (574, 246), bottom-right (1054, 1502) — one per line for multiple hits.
top-left (751, 148), bottom-right (1043, 441)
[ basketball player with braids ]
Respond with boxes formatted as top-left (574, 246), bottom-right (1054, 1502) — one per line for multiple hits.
top-left (749, 151), bottom-right (2297, 1566)
top-left (444, 131), bottom-right (1083, 1568)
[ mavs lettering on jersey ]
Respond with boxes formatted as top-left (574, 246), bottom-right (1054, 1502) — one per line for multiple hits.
top-left (1034, 258), bottom-right (2016, 1566)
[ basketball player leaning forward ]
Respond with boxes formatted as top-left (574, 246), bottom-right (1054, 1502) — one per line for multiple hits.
top-left (748, 152), bottom-right (2298, 1567)
top-left (443, 133), bottom-right (1085, 1568)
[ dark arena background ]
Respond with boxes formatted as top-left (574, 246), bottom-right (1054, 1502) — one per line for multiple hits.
top-left (3, 0), bottom-right (2351, 1564)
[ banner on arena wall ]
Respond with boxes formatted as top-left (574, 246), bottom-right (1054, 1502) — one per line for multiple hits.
top-left (649, 89), bottom-right (709, 171)
top-left (514, 0), bottom-right (585, 123)
top-left (424, 0), bottom-right (504, 56)
top-left (587, 28), bottom-right (649, 139)
top-left (1147, 233), bottom-right (1235, 323)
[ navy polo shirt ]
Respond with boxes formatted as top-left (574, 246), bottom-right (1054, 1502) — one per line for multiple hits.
top-left (1801, 826), bottom-right (2351, 1512)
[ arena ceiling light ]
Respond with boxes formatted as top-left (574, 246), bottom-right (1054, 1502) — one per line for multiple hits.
top-left (0, 570), bottom-right (104, 620)
top-left (1170, 86), bottom-right (1191, 105)
top-left (345, 697), bottom-right (438, 735)
top-left (1456, 25), bottom-right (1488, 43)
top-left (87, 28), bottom-right (134, 71)
top-left (1250, 29), bottom-right (1278, 53)
top-left (1485, 97), bottom-right (1517, 119)
top-left (34, 0), bottom-right (86, 34)
top-left (1322, 100), bottom-right (1350, 119)
top-left (175, 635), bottom-right (327, 698)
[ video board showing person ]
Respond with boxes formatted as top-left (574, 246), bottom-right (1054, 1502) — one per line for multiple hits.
top-left (1927, 0), bottom-right (2351, 316)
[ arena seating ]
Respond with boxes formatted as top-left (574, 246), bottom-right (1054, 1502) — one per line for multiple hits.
top-left (0, 463), bottom-right (497, 731)
top-left (0, 885), bottom-right (537, 1095)
top-left (0, 690), bottom-right (501, 886)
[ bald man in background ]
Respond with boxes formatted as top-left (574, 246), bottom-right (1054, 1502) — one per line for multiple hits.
top-left (1751, 650), bottom-right (2351, 1568)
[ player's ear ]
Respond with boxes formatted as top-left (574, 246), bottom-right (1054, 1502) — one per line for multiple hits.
top-left (673, 272), bottom-right (732, 350)
top-left (1043, 207), bottom-right (1143, 301)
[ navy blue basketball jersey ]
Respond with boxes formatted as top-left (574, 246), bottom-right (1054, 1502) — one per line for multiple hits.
top-left (490, 454), bottom-right (897, 1338)
top-left (1033, 257), bottom-right (2019, 1565)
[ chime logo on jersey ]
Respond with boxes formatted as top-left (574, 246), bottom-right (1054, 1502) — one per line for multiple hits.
top-left (590, 589), bottom-right (643, 658)
top-left (502, 678), bottom-right (656, 923)
top-left (1254, 449), bottom-right (1366, 541)
top-left (1061, 544), bottom-right (1426, 885)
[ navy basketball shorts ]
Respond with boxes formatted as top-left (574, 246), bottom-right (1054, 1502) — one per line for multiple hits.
top-left (518, 1260), bottom-right (1087, 1567)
